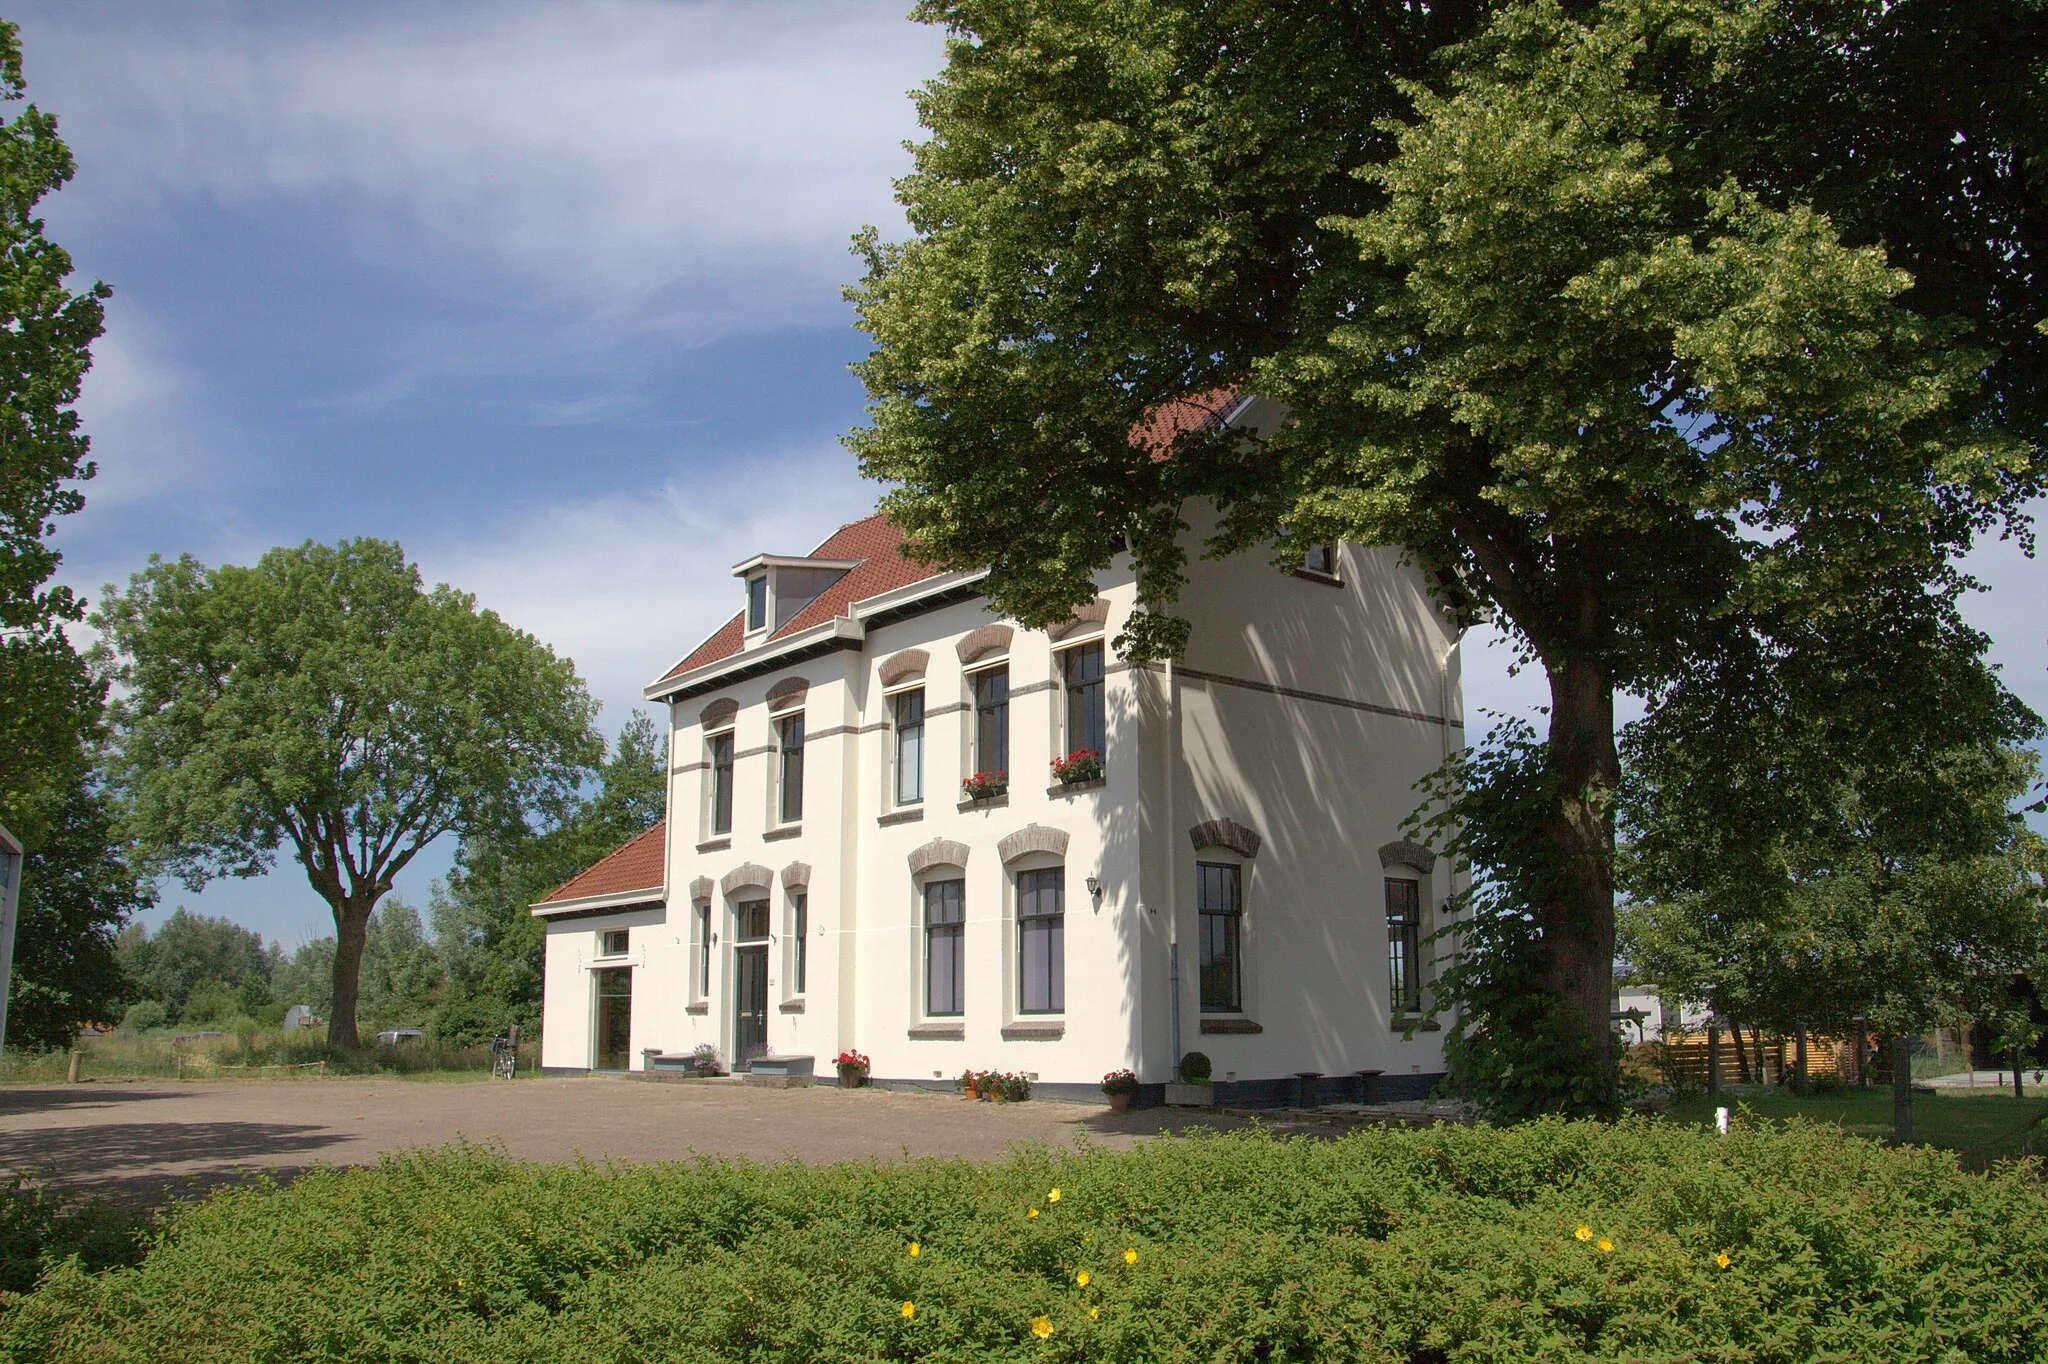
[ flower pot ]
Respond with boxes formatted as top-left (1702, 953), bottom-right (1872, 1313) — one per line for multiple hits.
top-left (1106, 1091), bottom-right (1132, 1113)
top-left (837, 1066), bottom-right (868, 1089)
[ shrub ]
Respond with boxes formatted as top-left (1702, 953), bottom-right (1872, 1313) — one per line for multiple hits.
top-left (6, 1122), bottom-right (2047, 1361)
top-left (0, 1177), bottom-right (148, 1298)
top-left (177, 979), bottom-right (236, 1028)
top-left (117, 1001), bottom-right (165, 1035)
top-left (1178, 1050), bottom-right (1212, 1084)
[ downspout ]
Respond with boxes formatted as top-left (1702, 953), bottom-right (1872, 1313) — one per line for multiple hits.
top-left (1165, 657), bottom-right (1182, 1082)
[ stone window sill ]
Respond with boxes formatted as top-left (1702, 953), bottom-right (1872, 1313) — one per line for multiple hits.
top-left (1285, 566), bottom-right (1345, 588)
top-left (1001, 1020), bottom-right (1065, 1040)
top-left (877, 808), bottom-right (924, 827)
top-left (696, 837), bottom-right (731, 853)
top-left (957, 793), bottom-right (1010, 812)
top-left (1392, 1015), bottom-right (1442, 1032)
top-left (1199, 1016), bottom-right (1264, 1035)
top-left (908, 1022), bottom-right (964, 1040)
top-left (778, 998), bottom-right (806, 1014)
top-left (763, 825), bottom-right (802, 842)
top-left (1047, 778), bottom-right (1105, 797)
top-left (685, 1001), bottom-right (709, 1015)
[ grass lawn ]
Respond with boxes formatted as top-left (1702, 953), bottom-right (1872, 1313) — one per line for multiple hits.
top-left (1665, 1085), bottom-right (2048, 1166)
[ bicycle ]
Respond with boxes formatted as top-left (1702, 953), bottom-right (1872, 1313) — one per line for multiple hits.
top-left (490, 1035), bottom-right (517, 1081)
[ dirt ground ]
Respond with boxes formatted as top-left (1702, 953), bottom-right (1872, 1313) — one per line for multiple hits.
top-left (0, 1075), bottom-right (1320, 1203)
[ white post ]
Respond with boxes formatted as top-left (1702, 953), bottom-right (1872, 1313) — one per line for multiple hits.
top-left (0, 821), bottom-right (22, 1054)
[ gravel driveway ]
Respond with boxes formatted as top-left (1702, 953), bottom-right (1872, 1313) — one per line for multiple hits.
top-left (0, 1076), bottom-right (1299, 1203)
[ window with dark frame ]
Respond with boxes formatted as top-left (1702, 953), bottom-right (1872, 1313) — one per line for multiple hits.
top-left (924, 878), bottom-right (965, 1016)
top-left (1017, 867), bottom-right (1065, 1014)
top-left (893, 690), bottom-right (925, 804)
top-left (973, 667), bottom-right (1009, 776)
top-left (708, 731), bottom-right (735, 835)
top-left (600, 928), bottom-right (629, 957)
top-left (1061, 642), bottom-right (1105, 758)
top-left (694, 902), bottom-right (711, 995)
top-left (791, 893), bottom-right (807, 995)
top-left (1302, 543), bottom-right (1336, 577)
top-left (777, 714), bottom-right (805, 823)
top-left (746, 574), bottom-right (768, 630)
top-left (1197, 861), bottom-right (1242, 1013)
top-left (735, 899), bottom-right (770, 941)
top-left (1386, 877), bottom-right (1422, 1014)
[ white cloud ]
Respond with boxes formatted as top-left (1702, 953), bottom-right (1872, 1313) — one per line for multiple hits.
top-left (20, 1), bottom-right (941, 344)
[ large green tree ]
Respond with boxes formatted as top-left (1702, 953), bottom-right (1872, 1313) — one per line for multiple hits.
top-left (115, 906), bottom-right (274, 1022)
top-left (848, 0), bottom-right (2046, 1077)
top-left (94, 539), bottom-right (600, 1050)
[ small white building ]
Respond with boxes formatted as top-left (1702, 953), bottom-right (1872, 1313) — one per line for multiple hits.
top-left (536, 397), bottom-right (1465, 1103)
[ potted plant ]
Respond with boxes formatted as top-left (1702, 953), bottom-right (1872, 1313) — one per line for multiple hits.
top-left (958, 1067), bottom-right (989, 1100)
top-left (834, 1049), bottom-right (871, 1089)
top-left (997, 1071), bottom-right (1031, 1103)
top-left (1100, 1067), bottom-right (1138, 1112)
top-left (961, 770), bottom-right (1008, 802)
top-left (688, 1043), bottom-right (725, 1078)
top-left (1164, 1051), bottom-right (1214, 1107)
top-left (1050, 749), bottom-right (1104, 786)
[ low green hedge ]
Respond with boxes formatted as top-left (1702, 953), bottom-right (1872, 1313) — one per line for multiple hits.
top-left (4, 1119), bottom-right (2044, 1361)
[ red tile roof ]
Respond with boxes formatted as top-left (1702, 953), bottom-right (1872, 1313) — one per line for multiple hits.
top-left (537, 820), bottom-right (666, 905)
top-left (656, 513), bottom-right (945, 685)
top-left (1130, 387), bottom-right (1243, 458)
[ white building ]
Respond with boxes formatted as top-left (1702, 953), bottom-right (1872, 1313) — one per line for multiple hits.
top-left (535, 397), bottom-right (1465, 1104)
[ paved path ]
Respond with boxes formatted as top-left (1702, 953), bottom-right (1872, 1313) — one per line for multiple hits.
top-left (0, 1076), bottom-right (1300, 1203)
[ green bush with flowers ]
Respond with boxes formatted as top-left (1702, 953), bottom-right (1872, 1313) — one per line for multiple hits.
top-left (6, 1120), bottom-right (2047, 1360)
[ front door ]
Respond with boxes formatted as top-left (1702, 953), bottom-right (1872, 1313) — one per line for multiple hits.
top-left (594, 966), bottom-right (632, 1071)
top-left (733, 945), bottom-right (768, 1067)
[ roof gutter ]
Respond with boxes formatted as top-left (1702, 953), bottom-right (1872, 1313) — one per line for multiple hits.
top-left (531, 887), bottom-right (666, 920)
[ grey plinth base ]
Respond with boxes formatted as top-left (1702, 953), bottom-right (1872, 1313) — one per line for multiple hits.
top-left (1163, 1082), bottom-right (1215, 1107)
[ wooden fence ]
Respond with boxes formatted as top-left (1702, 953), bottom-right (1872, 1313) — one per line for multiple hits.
top-left (1633, 1029), bottom-right (1860, 1090)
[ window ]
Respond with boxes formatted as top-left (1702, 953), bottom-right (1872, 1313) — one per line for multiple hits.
top-left (893, 690), bottom-right (925, 804)
top-left (600, 928), bottom-right (629, 957)
top-left (708, 731), bottom-right (735, 835)
top-left (694, 902), bottom-right (711, 996)
top-left (776, 714), bottom-right (805, 823)
top-left (1386, 878), bottom-right (1422, 1014)
top-left (735, 899), bottom-right (770, 941)
top-left (746, 574), bottom-right (768, 631)
top-left (923, 878), bottom-right (965, 1016)
top-left (1061, 642), bottom-right (1105, 758)
top-left (1197, 861), bottom-right (1242, 1013)
top-left (973, 667), bottom-right (1009, 777)
top-left (1302, 543), bottom-right (1336, 577)
top-left (1017, 868), bottom-right (1064, 1014)
top-left (791, 893), bottom-right (807, 995)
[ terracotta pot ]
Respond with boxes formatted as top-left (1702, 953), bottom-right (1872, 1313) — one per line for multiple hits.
top-left (1106, 1091), bottom-right (1132, 1113)
top-left (837, 1066), bottom-right (868, 1089)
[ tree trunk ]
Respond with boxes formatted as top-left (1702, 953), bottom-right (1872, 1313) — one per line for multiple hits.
top-left (1706, 1023), bottom-right (1721, 1096)
top-left (1892, 1034), bottom-right (1915, 1144)
top-left (1541, 653), bottom-right (1619, 1075)
top-left (328, 895), bottom-right (376, 1052)
top-left (1794, 1027), bottom-right (1809, 1093)
top-left (1731, 1019), bottom-right (1752, 1083)
top-left (2015, 1046), bottom-right (2025, 1099)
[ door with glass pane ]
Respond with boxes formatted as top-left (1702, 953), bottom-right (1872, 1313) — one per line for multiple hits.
top-left (593, 967), bottom-right (632, 1070)
top-left (733, 898), bottom-right (771, 1066)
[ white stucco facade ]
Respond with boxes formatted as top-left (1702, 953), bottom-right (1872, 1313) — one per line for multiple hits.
top-left (537, 404), bottom-right (1466, 1103)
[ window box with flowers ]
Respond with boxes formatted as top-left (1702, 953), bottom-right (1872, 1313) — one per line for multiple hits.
top-left (1050, 749), bottom-right (1103, 787)
top-left (834, 1049), bottom-right (871, 1089)
top-left (1100, 1067), bottom-right (1138, 1112)
top-left (960, 770), bottom-right (1008, 803)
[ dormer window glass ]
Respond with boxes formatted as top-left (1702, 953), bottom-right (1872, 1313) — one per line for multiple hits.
top-left (746, 575), bottom-right (768, 632)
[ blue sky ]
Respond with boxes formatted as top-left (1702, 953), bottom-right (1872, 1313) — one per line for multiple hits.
top-left (21, 2), bottom-right (2044, 953)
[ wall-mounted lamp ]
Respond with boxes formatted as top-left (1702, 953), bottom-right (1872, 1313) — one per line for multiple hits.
top-left (1085, 875), bottom-right (1102, 900)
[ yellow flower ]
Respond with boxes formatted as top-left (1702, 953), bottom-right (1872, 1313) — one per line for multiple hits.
top-left (1089, 1306), bottom-right (1100, 1321)
top-left (1031, 1316), bottom-right (1054, 1340)
top-left (1048, 1188), bottom-right (1061, 1202)
top-left (1597, 1237), bottom-right (1614, 1254)
top-left (1027, 1207), bottom-right (1040, 1219)
top-left (1123, 1248), bottom-right (1138, 1265)
top-left (1716, 1251), bottom-right (1732, 1270)
top-left (1574, 1225), bottom-right (1593, 1242)
top-left (908, 1242), bottom-right (921, 1257)
top-left (901, 1301), bottom-right (916, 1319)
top-left (1075, 1270), bottom-right (1091, 1287)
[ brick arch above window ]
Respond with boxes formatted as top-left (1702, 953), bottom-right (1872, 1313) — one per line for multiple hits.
top-left (688, 876), bottom-right (714, 904)
top-left (955, 624), bottom-right (1013, 665)
top-left (998, 824), bottom-right (1070, 865)
top-left (765, 677), bottom-right (808, 712)
top-left (1047, 599), bottom-right (1110, 641)
top-left (720, 863), bottom-right (774, 897)
top-left (879, 648), bottom-right (929, 687)
top-left (907, 837), bottom-right (971, 877)
top-left (1378, 840), bottom-right (1437, 874)
top-left (700, 698), bottom-right (738, 731)
top-left (1188, 818), bottom-right (1262, 859)
top-left (780, 860), bottom-right (811, 890)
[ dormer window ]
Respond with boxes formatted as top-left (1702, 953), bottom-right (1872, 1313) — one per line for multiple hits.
top-left (746, 574), bottom-right (768, 632)
top-left (731, 552), bottom-right (861, 646)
